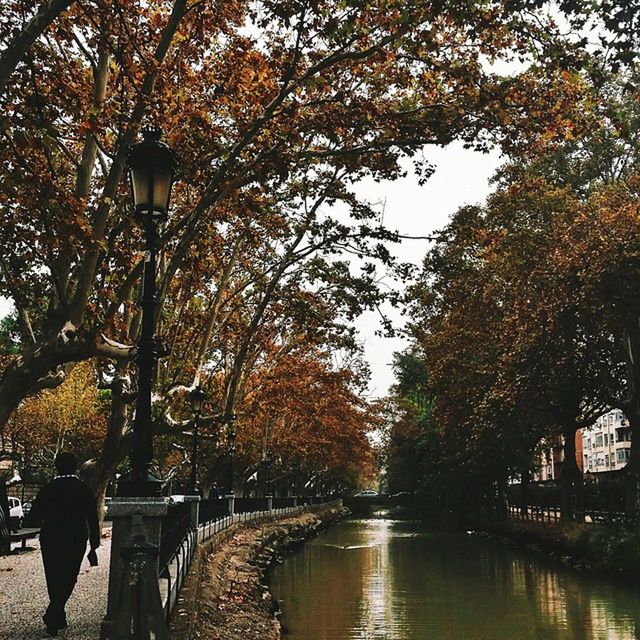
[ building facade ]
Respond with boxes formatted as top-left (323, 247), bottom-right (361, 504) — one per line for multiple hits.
top-left (582, 409), bottom-right (631, 474)
top-left (532, 410), bottom-right (631, 481)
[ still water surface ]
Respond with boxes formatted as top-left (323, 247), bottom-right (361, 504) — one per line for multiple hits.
top-left (270, 516), bottom-right (640, 640)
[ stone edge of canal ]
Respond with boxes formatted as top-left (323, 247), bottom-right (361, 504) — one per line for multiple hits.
top-left (168, 504), bottom-right (348, 640)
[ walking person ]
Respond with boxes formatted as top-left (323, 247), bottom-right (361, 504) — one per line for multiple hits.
top-left (29, 452), bottom-right (100, 636)
top-left (0, 476), bottom-right (10, 556)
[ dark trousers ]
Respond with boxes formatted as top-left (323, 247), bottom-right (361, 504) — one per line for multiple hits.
top-left (41, 539), bottom-right (86, 625)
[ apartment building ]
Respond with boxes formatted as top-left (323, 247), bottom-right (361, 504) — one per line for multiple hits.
top-left (582, 410), bottom-right (631, 474)
top-left (534, 439), bottom-right (564, 481)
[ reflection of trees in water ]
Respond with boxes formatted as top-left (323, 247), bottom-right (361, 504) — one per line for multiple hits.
top-left (273, 524), bottom-right (640, 639)
top-left (510, 550), bottom-right (638, 640)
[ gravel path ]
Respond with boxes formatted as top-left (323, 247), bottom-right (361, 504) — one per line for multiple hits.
top-left (0, 532), bottom-right (111, 640)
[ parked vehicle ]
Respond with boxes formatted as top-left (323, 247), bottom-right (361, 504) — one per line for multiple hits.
top-left (8, 497), bottom-right (23, 531)
top-left (353, 490), bottom-right (379, 498)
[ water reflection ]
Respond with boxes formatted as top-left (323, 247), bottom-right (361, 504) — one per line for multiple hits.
top-left (270, 517), bottom-right (640, 640)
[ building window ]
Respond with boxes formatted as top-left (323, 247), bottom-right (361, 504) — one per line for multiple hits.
top-left (617, 449), bottom-right (631, 463)
top-left (605, 454), bottom-right (609, 467)
top-left (616, 428), bottom-right (630, 443)
top-left (596, 434), bottom-right (604, 446)
top-left (605, 433), bottom-right (609, 446)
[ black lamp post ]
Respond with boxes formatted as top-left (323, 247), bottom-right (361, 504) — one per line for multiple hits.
top-left (118, 127), bottom-right (177, 498)
top-left (264, 450), bottom-right (273, 498)
top-left (227, 426), bottom-right (236, 496)
top-left (188, 386), bottom-right (205, 495)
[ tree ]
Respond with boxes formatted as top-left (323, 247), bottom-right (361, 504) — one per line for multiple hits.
top-left (402, 69), bottom-right (640, 522)
top-left (404, 170), bottom-right (607, 522)
top-left (0, 314), bottom-right (21, 355)
top-left (3, 361), bottom-right (107, 479)
top-left (0, 0), bottom-right (77, 94)
top-left (0, 0), bottom-right (616, 512)
top-left (383, 351), bottom-right (433, 494)
top-left (0, 0), bottom-right (596, 429)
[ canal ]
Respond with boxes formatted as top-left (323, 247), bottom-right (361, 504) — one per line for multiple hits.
top-left (270, 515), bottom-right (640, 639)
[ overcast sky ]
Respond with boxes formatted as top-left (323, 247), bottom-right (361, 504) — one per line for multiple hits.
top-left (0, 142), bottom-right (502, 397)
top-left (353, 142), bottom-right (503, 398)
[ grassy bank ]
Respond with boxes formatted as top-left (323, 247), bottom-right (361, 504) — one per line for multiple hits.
top-left (489, 518), bottom-right (640, 581)
top-left (169, 504), bottom-right (347, 640)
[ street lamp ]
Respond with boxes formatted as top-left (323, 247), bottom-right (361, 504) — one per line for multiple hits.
top-left (188, 386), bottom-right (205, 494)
top-left (227, 424), bottom-right (236, 496)
top-left (118, 127), bottom-right (177, 498)
top-left (264, 450), bottom-right (274, 498)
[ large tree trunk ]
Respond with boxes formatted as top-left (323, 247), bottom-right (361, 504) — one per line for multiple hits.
top-left (82, 377), bottom-right (131, 528)
top-left (560, 422), bottom-right (583, 523)
top-left (624, 408), bottom-right (640, 520)
top-left (199, 455), bottom-right (224, 499)
top-left (0, 331), bottom-right (133, 433)
top-left (0, 332), bottom-right (91, 429)
top-left (519, 467), bottom-right (531, 518)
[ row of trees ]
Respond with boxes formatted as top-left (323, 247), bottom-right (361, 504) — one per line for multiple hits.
top-left (1, 1), bottom-right (637, 510)
top-left (385, 68), bottom-right (640, 523)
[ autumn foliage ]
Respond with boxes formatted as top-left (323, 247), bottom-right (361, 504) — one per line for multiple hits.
top-left (390, 71), bottom-right (640, 522)
top-left (0, 1), bottom-right (632, 499)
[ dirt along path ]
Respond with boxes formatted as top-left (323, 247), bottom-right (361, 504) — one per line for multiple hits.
top-left (169, 505), bottom-right (346, 640)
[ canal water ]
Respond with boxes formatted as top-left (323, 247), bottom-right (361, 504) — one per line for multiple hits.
top-left (270, 515), bottom-right (640, 639)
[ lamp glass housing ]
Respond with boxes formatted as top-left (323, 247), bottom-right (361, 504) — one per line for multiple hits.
top-left (127, 128), bottom-right (176, 219)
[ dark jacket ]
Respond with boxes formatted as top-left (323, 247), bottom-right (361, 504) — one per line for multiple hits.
top-left (0, 481), bottom-right (9, 555)
top-left (30, 476), bottom-right (100, 549)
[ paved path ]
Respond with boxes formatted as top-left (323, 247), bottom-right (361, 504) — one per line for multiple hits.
top-left (0, 532), bottom-right (111, 640)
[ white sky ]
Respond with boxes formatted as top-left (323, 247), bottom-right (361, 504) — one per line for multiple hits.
top-left (353, 142), bottom-right (502, 398)
top-left (0, 142), bottom-right (502, 398)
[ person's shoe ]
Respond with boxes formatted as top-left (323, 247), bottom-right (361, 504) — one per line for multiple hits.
top-left (43, 611), bottom-right (62, 636)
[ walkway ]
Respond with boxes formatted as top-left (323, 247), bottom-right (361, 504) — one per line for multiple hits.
top-left (0, 533), bottom-right (111, 640)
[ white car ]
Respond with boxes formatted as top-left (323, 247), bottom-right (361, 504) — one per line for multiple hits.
top-left (8, 497), bottom-right (24, 530)
top-left (354, 490), bottom-right (379, 498)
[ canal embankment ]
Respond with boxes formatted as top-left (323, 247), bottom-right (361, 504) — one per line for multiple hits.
top-left (487, 518), bottom-right (640, 581)
top-left (384, 499), bottom-right (640, 583)
top-left (168, 503), bottom-right (347, 640)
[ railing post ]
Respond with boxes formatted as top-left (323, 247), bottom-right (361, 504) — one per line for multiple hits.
top-left (267, 495), bottom-right (273, 511)
top-left (226, 494), bottom-right (235, 516)
top-left (110, 514), bottom-right (169, 640)
top-left (101, 498), bottom-right (169, 639)
top-left (182, 495), bottom-right (201, 528)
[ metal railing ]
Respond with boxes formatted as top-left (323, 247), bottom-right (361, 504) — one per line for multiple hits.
top-left (507, 504), bottom-right (561, 522)
top-left (198, 498), bottom-right (229, 524)
top-left (160, 525), bottom-right (197, 621)
top-left (506, 503), bottom-right (626, 524)
top-left (158, 495), bottom-right (338, 625)
top-left (158, 502), bottom-right (193, 574)
top-left (235, 497), bottom-right (269, 513)
top-left (273, 497), bottom-right (296, 509)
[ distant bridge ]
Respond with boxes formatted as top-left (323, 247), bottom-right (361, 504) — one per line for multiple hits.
top-left (343, 493), bottom-right (414, 512)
